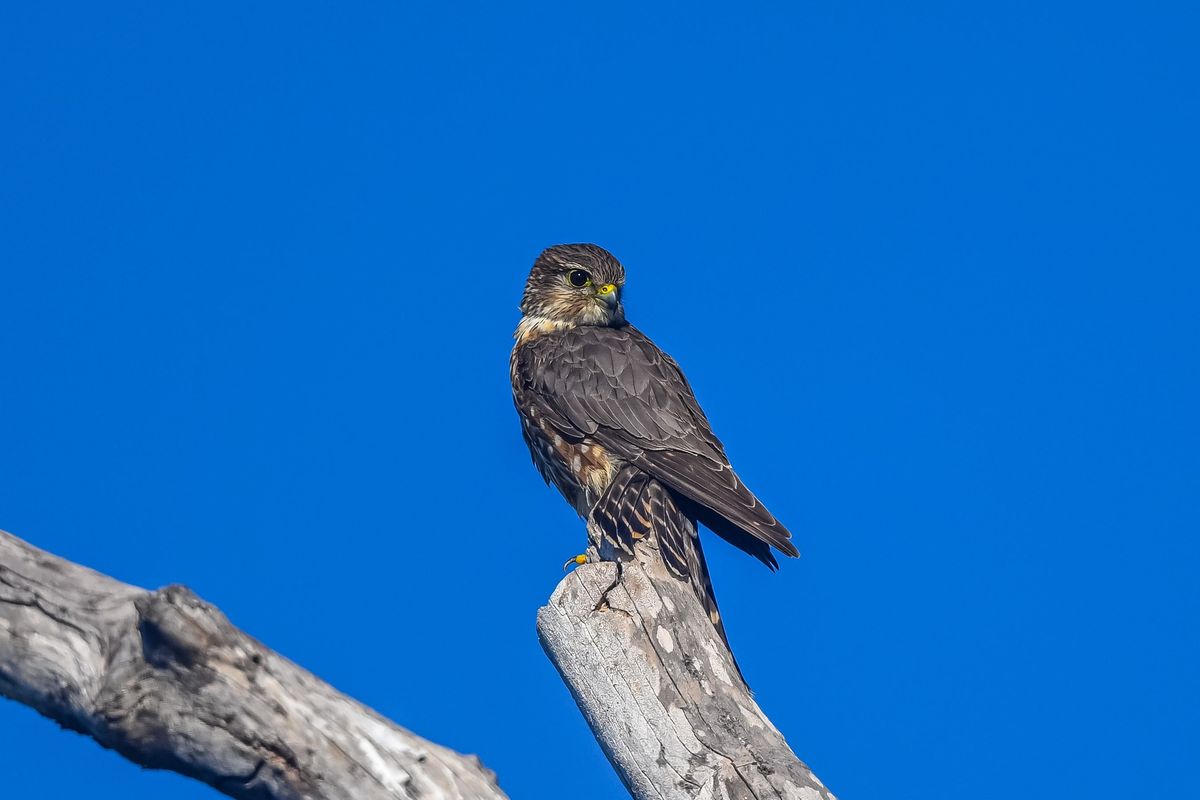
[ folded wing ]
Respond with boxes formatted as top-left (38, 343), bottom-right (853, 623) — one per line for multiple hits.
top-left (514, 324), bottom-right (798, 567)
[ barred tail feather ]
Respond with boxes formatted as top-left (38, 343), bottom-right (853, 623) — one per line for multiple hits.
top-left (591, 466), bottom-right (743, 680)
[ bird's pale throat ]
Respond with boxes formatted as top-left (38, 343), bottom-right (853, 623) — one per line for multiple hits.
top-left (514, 314), bottom-right (579, 344)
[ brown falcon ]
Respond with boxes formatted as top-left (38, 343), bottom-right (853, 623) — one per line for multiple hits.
top-left (510, 243), bottom-right (798, 647)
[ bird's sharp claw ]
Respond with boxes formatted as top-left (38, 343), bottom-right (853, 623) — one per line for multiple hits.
top-left (562, 554), bottom-right (588, 571)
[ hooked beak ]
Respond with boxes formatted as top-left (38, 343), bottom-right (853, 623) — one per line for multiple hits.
top-left (596, 284), bottom-right (625, 325)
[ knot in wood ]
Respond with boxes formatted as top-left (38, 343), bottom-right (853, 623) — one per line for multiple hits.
top-left (135, 584), bottom-right (225, 668)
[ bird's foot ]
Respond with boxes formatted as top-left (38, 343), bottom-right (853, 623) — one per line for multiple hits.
top-left (562, 554), bottom-right (589, 571)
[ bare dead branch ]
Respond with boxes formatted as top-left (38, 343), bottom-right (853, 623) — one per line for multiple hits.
top-left (537, 527), bottom-right (835, 800)
top-left (0, 529), bottom-right (507, 800)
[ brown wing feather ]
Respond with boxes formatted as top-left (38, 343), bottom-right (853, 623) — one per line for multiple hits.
top-left (515, 324), bottom-right (798, 564)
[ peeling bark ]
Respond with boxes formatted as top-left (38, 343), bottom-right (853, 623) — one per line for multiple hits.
top-left (537, 526), bottom-right (835, 800)
top-left (0, 529), bottom-right (507, 800)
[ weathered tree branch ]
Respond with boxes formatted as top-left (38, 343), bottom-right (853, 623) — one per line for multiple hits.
top-left (537, 526), bottom-right (835, 800)
top-left (0, 529), bottom-right (507, 800)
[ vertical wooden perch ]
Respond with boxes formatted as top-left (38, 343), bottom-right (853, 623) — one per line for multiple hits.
top-left (537, 525), bottom-right (835, 800)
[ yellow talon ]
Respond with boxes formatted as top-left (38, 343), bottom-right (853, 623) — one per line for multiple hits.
top-left (562, 554), bottom-right (588, 571)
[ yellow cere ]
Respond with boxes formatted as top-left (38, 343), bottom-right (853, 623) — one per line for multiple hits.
top-left (598, 284), bottom-right (616, 295)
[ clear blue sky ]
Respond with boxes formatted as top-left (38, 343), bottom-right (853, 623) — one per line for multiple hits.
top-left (1, 3), bottom-right (1197, 798)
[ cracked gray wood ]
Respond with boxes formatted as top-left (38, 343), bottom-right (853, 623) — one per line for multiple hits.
top-left (0, 528), bottom-right (508, 800)
top-left (538, 525), bottom-right (835, 800)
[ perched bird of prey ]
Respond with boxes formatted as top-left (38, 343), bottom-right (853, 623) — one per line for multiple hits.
top-left (510, 244), bottom-right (798, 648)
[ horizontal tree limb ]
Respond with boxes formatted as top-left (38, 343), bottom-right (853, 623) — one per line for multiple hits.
top-left (0, 529), bottom-right (508, 800)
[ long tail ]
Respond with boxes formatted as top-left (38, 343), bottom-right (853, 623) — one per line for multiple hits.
top-left (591, 465), bottom-right (740, 673)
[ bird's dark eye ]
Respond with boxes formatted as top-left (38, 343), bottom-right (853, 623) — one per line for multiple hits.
top-left (567, 269), bottom-right (592, 288)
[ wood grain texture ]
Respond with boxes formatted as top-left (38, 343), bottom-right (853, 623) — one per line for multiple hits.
top-left (537, 527), bottom-right (835, 800)
top-left (0, 529), bottom-right (507, 800)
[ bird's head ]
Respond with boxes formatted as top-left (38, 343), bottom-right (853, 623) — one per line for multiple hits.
top-left (519, 244), bottom-right (627, 328)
